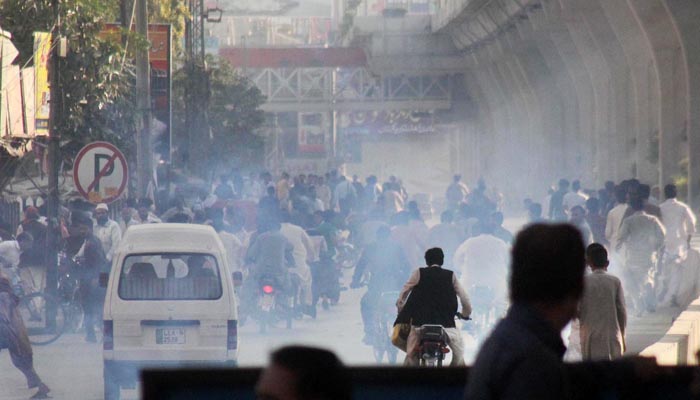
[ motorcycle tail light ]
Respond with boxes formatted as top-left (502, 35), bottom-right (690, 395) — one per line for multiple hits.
top-left (262, 285), bottom-right (275, 294)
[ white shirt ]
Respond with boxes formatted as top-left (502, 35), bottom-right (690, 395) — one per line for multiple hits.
top-left (218, 231), bottom-right (244, 272)
top-left (605, 203), bottom-right (629, 250)
top-left (660, 198), bottom-right (697, 257)
top-left (280, 223), bottom-right (315, 281)
top-left (94, 219), bottom-right (122, 262)
top-left (453, 234), bottom-right (510, 303)
top-left (0, 241), bottom-right (21, 268)
top-left (563, 191), bottom-right (588, 211)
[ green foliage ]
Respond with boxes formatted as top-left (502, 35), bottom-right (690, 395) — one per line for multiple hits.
top-left (171, 57), bottom-right (266, 173)
top-left (0, 0), bottom-right (139, 160)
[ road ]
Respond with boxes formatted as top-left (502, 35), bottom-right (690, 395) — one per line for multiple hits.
top-left (0, 218), bottom-right (686, 399)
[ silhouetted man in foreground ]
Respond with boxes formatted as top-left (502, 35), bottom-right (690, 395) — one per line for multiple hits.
top-left (465, 224), bottom-right (586, 399)
top-left (465, 224), bottom-right (659, 400)
top-left (256, 346), bottom-right (351, 400)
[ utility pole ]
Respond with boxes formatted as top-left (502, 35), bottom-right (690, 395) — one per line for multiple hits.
top-left (135, 0), bottom-right (152, 197)
top-left (45, 0), bottom-right (61, 328)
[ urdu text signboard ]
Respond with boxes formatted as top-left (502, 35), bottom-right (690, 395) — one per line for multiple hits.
top-left (73, 142), bottom-right (128, 204)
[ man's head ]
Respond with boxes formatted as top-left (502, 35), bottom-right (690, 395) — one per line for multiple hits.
top-left (665, 184), bottom-right (678, 200)
top-left (510, 224), bottom-right (585, 326)
top-left (490, 211), bottom-right (504, 227)
top-left (558, 179), bottom-right (570, 191)
top-left (614, 185), bottom-right (627, 204)
top-left (586, 243), bottom-right (609, 270)
top-left (571, 180), bottom-right (581, 192)
top-left (424, 247), bottom-right (444, 267)
top-left (68, 210), bottom-right (90, 236)
top-left (440, 210), bottom-right (454, 224)
top-left (24, 206), bottom-right (40, 221)
top-left (256, 346), bottom-right (351, 400)
top-left (569, 205), bottom-right (586, 223)
top-left (137, 206), bottom-right (150, 221)
top-left (453, 174), bottom-right (461, 183)
top-left (585, 197), bottom-right (600, 215)
top-left (528, 203), bottom-right (542, 220)
top-left (94, 203), bottom-right (109, 225)
top-left (121, 206), bottom-right (134, 222)
top-left (639, 184), bottom-right (651, 201)
top-left (629, 196), bottom-right (644, 212)
top-left (16, 232), bottom-right (33, 251)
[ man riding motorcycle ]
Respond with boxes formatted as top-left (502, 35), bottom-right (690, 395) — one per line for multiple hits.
top-left (350, 226), bottom-right (411, 344)
top-left (395, 247), bottom-right (472, 366)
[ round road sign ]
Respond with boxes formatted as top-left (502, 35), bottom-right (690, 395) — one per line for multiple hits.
top-left (73, 142), bottom-right (128, 204)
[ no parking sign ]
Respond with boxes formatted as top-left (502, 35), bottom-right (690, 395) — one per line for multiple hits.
top-left (73, 142), bottom-right (128, 204)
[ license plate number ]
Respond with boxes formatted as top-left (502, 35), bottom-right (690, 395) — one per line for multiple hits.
top-left (156, 328), bottom-right (186, 344)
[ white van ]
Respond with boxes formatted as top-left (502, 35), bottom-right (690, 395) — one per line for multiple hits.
top-left (102, 224), bottom-right (238, 400)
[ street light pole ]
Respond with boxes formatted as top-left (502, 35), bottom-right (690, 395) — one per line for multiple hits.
top-left (45, 0), bottom-right (61, 327)
top-left (135, 0), bottom-right (152, 198)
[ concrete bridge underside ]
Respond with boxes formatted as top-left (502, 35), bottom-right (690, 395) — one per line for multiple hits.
top-left (402, 0), bottom-right (700, 206)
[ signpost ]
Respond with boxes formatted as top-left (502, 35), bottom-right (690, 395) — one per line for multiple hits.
top-left (73, 142), bottom-right (128, 204)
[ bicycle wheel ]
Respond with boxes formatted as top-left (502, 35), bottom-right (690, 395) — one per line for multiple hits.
top-left (17, 292), bottom-right (66, 345)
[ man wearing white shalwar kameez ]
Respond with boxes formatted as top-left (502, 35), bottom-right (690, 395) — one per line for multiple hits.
top-left (579, 244), bottom-right (626, 361)
top-left (280, 220), bottom-right (316, 316)
top-left (658, 184), bottom-right (697, 306)
top-left (617, 198), bottom-right (665, 315)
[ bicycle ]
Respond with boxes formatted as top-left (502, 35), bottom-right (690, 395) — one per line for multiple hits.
top-left (6, 266), bottom-right (67, 345)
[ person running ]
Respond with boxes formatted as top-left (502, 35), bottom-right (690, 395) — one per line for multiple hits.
top-left (0, 272), bottom-right (51, 399)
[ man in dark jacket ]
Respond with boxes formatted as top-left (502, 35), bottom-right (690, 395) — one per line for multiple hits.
top-left (66, 212), bottom-right (108, 343)
top-left (395, 247), bottom-right (471, 366)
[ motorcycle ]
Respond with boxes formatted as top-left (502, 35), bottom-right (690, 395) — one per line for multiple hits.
top-left (467, 285), bottom-right (501, 341)
top-left (418, 314), bottom-right (470, 367)
top-left (255, 275), bottom-right (294, 334)
top-left (370, 291), bottom-right (400, 364)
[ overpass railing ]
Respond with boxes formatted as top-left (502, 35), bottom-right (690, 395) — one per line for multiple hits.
top-left (432, 0), bottom-right (472, 31)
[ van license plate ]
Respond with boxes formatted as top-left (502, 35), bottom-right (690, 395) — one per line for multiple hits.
top-left (156, 328), bottom-right (186, 344)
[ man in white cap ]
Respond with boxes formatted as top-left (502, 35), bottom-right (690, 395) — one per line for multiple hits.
top-left (93, 203), bottom-right (122, 265)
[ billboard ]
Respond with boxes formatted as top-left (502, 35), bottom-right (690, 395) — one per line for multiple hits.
top-left (33, 32), bottom-right (51, 136)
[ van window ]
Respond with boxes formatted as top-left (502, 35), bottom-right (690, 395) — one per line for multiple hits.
top-left (118, 253), bottom-right (222, 300)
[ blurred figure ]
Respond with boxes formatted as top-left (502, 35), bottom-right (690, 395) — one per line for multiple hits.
top-left (0, 272), bottom-right (50, 399)
top-left (280, 212), bottom-right (317, 318)
top-left (585, 198), bottom-right (607, 246)
top-left (465, 224), bottom-right (586, 400)
top-left (490, 211), bottom-right (513, 244)
top-left (453, 221), bottom-right (510, 307)
top-left (579, 244), bottom-right (626, 361)
top-left (390, 212), bottom-right (424, 269)
top-left (527, 202), bottom-right (543, 223)
top-left (569, 206), bottom-right (593, 246)
top-left (427, 211), bottom-right (463, 269)
top-left (351, 226), bottom-right (410, 344)
top-left (16, 207), bottom-right (46, 293)
top-left (256, 346), bottom-right (351, 400)
top-left (445, 174), bottom-right (469, 210)
top-left (334, 175), bottom-right (357, 216)
top-left (136, 206), bottom-right (161, 224)
top-left (548, 179), bottom-right (569, 221)
top-left (93, 203), bottom-right (121, 264)
top-left (617, 197), bottom-right (665, 316)
top-left (563, 180), bottom-right (588, 213)
top-left (214, 174), bottom-right (235, 200)
top-left (381, 182), bottom-right (404, 216)
top-left (605, 185), bottom-right (629, 276)
top-left (119, 205), bottom-right (138, 232)
top-left (658, 184), bottom-right (697, 307)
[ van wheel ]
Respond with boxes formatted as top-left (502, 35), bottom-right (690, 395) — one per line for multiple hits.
top-left (104, 365), bottom-right (120, 400)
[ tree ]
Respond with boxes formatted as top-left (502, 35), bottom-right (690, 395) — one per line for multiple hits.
top-left (172, 57), bottom-right (266, 177)
top-left (0, 0), bottom-right (139, 164)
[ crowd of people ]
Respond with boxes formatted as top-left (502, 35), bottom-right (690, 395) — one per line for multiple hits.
top-left (1, 166), bottom-right (699, 397)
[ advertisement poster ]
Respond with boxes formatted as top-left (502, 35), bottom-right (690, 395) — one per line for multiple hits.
top-left (33, 32), bottom-right (51, 136)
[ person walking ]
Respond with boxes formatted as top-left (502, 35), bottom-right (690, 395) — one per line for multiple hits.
top-left (92, 203), bottom-right (122, 265)
top-left (579, 244), bottom-right (627, 361)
